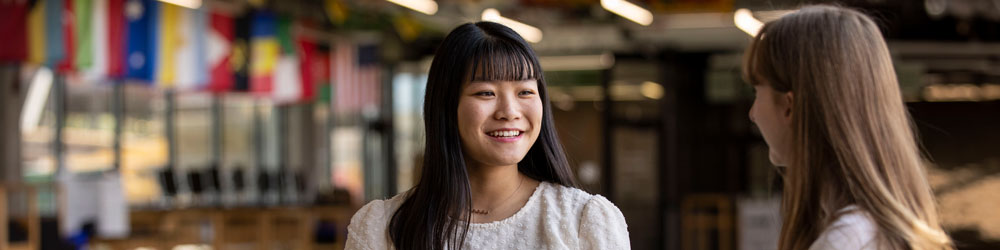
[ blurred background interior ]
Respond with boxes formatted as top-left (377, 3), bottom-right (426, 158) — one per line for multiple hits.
top-left (0, 0), bottom-right (998, 249)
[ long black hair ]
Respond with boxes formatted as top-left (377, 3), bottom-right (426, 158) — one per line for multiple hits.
top-left (387, 21), bottom-right (578, 249)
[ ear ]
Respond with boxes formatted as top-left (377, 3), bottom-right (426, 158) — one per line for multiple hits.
top-left (781, 91), bottom-right (794, 125)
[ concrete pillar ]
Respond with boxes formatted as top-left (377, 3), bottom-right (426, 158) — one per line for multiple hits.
top-left (0, 64), bottom-right (26, 183)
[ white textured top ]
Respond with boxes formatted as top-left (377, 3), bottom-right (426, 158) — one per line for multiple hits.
top-left (345, 182), bottom-right (631, 250)
top-left (809, 205), bottom-right (878, 250)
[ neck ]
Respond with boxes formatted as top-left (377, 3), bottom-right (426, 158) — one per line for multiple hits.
top-left (466, 162), bottom-right (522, 207)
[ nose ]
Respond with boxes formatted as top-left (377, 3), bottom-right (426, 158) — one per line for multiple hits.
top-left (493, 94), bottom-right (521, 121)
top-left (748, 104), bottom-right (756, 123)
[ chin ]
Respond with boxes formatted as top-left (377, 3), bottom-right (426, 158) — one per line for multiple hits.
top-left (481, 154), bottom-right (528, 167)
top-left (768, 152), bottom-right (787, 167)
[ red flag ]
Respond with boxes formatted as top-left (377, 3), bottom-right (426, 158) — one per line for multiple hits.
top-left (0, 0), bottom-right (29, 62)
top-left (57, 0), bottom-right (75, 73)
top-left (297, 36), bottom-right (316, 101)
top-left (107, 0), bottom-right (126, 77)
top-left (207, 11), bottom-right (234, 92)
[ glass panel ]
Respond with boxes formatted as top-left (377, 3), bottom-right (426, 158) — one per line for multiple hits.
top-left (221, 93), bottom-right (256, 205)
top-left (391, 69), bottom-right (427, 193)
top-left (121, 84), bottom-right (168, 205)
top-left (63, 79), bottom-right (115, 173)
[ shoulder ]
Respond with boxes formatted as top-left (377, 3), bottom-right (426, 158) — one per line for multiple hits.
top-left (537, 182), bottom-right (627, 230)
top-left (539, 183), bottom-right (630, 249)
top-left (346, 193), bottom-right (409, 248)
top-left (349, 192), bottom-right (408, 227)
top-left (809, 206), bottom-right (878, 250)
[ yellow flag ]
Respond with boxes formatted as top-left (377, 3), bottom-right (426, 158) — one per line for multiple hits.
top-left (157, 3), bottom-right (182, 88)
top-left (27, 1), bottom-right (47, 65)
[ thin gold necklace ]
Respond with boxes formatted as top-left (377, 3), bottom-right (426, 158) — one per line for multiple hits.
top-left (471, 175), bottom-right (523, 215)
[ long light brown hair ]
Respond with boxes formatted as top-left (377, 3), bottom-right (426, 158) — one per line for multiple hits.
top-left (743, 5), bottom-right (952, 250)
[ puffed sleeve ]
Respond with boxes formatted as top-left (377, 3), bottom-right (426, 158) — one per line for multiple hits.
top-left (578, 195), bottom-right (631, 250)
top-left (345, 199), bottom-right (389, 250)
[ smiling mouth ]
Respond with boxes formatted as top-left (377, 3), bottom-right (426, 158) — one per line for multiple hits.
top-left (486, 130), bottom-right (523, 138)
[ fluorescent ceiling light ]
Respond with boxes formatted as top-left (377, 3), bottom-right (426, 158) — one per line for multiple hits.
top-left (21, 67), bottom-right (53, 134)
top-left (601, 0), bottom-right (653, 26)
top-left (734, 8), bottom-right (763, 36)
top-left (158, 0), bottom-right (201, 9)
top-left (482, 8), bottom-right (543, 43)
top-left (539, 53), bottom-right (615, 71)
top-left (387, 0), bottom-right (438, 15)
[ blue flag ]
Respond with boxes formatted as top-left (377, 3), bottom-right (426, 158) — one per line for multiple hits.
top-left (44, 0), bottom-right (65, 66)
top-left (125, 0), bottom-right (158, 82)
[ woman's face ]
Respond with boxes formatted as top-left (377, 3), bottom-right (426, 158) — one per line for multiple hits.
top-left (457, 79), bottom-right (543, 169)
top-left (749, 82), bottom-right (794, 166)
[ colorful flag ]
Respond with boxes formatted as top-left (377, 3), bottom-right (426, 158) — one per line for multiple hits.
top-left (107, 0), bottom-right (126, 78)
top-left (0, 0), bottom-right (29, 62)
top-left (272, 17), bottom-right (301, 104)
top-left (297, 35), bottom-right (329, 102)
top-left (250, 11), bottom-right (279, 95)
top-left (125, 0), bottom-right (158, 82)
top-left (80, 0), bottom-right (112, 83)
top-left (331, 40), bottom-right (354, 113)
top-left (357, 44), bottom-right (381, 111)
top-left (332, 41), bottom-right (380, 113)
top-left (232, 13), bottom-right (250, 91)
top-left (297, 37), bottom-right (317, 102)
top-left (27, 0), bottom-right (47, 65)
top-left (206, 11), bottom-right (234, 92)
top-left (159, 4), bottom-right (207, 91)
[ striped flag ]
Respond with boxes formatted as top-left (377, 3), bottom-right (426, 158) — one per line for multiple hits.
top-left (163, 5), bottom-right (207, 91)
top-left (332, 41), bottom-right (381, 114)
top-left (357, 44), bottom-right (381, 112)
top-left (125, 0), bottom-right (158, 82)
top-left (331, 41), bottom-right (354, 113)
top-left (0, 0), bottom-right (29, 62)
top-left (250, 11), bottom-right (279, 96)
top-left (80, 0), bottom-right (112, 83)
top-left (271, 17), bottom-right (301, 104)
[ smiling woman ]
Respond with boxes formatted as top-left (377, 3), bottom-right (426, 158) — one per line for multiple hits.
top-left (344, 21), bottom-right (631, 250)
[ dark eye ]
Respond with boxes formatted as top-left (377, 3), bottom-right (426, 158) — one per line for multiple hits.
top-left (519, 90), bottom-right (536, 96)
top-left (475, 91), bottom-right (495, 97)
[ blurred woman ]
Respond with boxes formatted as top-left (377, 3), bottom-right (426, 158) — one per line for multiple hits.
top-left (344, 21), bottom-right (630, 250)
top-left (743, 5), bottom-right (952, 250)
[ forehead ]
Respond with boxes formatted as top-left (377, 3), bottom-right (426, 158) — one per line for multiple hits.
top-left (467, 49), bottom-right (538, 82)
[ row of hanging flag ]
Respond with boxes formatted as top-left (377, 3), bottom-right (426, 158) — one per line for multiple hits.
top-left (0, 0), bottom-right (381, 109)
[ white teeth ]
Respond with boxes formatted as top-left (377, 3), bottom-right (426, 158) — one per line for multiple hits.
top-left (489, 131), bottom-right (520, 137)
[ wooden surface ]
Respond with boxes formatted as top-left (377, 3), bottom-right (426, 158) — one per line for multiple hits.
top-left (91, 205), bottom-right (356, 250)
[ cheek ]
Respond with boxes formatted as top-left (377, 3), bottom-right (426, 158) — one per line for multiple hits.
top-left (457, 100), bottom-right (485, 137)
top-left (526, 99), bottom-right (543, 136)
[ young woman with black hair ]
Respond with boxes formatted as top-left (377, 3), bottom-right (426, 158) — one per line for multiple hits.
top-left (345, 22), bottom-right (630, 249)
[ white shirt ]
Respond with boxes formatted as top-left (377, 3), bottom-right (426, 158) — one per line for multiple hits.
top-left (345, 182), bottom-right (631, 250)
top-left (808, 205), bottom-right (878, 250)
